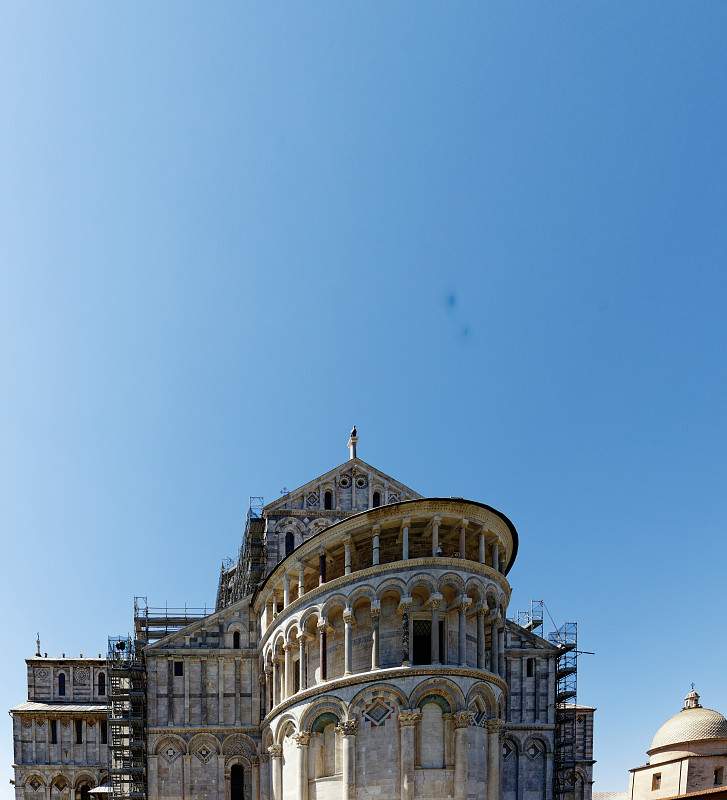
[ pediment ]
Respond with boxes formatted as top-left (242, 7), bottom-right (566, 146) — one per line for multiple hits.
top-left (263, 457), bottom-right (421, 514)
top-left (505, 620), bottom-right (557, 651)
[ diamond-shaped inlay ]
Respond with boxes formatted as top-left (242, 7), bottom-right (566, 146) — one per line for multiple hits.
top-left (28, 778), bottom-right (42, 791)
top-left (363, 700), bottom-right (393, 727)
top-left (195, 745), bottom-right (213, 764)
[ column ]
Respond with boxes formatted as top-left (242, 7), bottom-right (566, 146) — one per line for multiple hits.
top-left (430, 595), bottom-right (442, 665)
top-left (265, 665), bottom-right (273, 713)
top-left (298, 634), bottom-right (307, 691)
top-left (399, 597), bottom-right (412, 666)
top-left (370, 605), bottom-right (380, 670)
top-left (476, 606), bottom-right (486, 669)
top-left (283, 574), bottom-right (290, 607)
top-left (401, 517), bottom-right (410, 560)
top-left (398, 711), bottom-right (421, 800)
top-left (479, 530), bottom-right (486, 564)
top-left (319, 548), bottom-right (327, 585)
top-left (498, 626), bottom-right (505, 678)
top-left (453, 712), bottom-right (474, 800)
top-left (486, 720), bottom-right (502, 800)
top-left (431, 516), bottom-right (440, 556)
top-left (459, 519), bottom-right (468, 558)
top-left (283, 643), bottom-right (294, 699)
top-left (298, 563), bottom-right (305, 598)
top-left (272, 657), bottom-right (280, 707)
top-left (251, 757), bottom-right (260, 800)
top-left (490, 616), bottom-right (499, 676)
top-left (492, 543), bottom-right (500, 573)
top-left (372, 525), bottom-right (380, 566)
top-left (338, 720), bottom-right (358, 800)
top-left (343, 609), bottom-right (355, 675)
top-left (318, 620), bottom-right (327, 681)
top-left (458, 598), bottom-right (471, 667)
top-left (218, 658), bottom-right (225, 725)
top-left (295, 732), bottom-right (310, 800)
top-left (269, 745), bottom-right (283, 800)
top-left (344, 538), bottom-right (352, 575)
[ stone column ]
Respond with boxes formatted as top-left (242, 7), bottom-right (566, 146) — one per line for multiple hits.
top-left (343, 609), bottom-right (355, 675)
top-left (283, 643), bottom-right (294, 699)
top-left (272, 658), bottom-right (280, 707)
top-left (344, 538), bottom-right (352, 575)
top-left (458, 597), bottom-right (471, 667)
top-left (283, 574), bottom-right (290, 608)
top-left (338, 719), bottom-right (358, 800)
top-left (371, 604), bottom-right (380, 670)
top-left (486, 720), bottom-right (502, 800)
top-left (492, 543), bottom-right (500, 573)
top-left (265, 665), bottom-right (273, 713)
top-left (453, 711), bottom-right (475, 800)
top-left (372, 525), bottom-right (380, 566)
top-left (268, 745), bottom-right (283, 800)
top-left (479, 530), bottom-right (486, 564)
top-left (401, 517), bottom-right (410, 560)
top-left (298, 634), bottom-right (307, 691)
top-left (319, 548), bottom-right (326, 585)
top-left (318, 620), bottom-right (327, 681)
top-left (431, 515), bottom-right (441, 556)
top-left (498, 626), bottom-right (505, 678)
top-left (490, 616), bottom-right (499, 676)
top-left (398, 711), bottom-right (421, 800)
top-left (430, 594), bottom-right (443, 664)
top-left (476, 605), bottom-right (486, 670)
top-left (399, 597), bottom-right (413, 666)
top-left (251, 756), bottom-right (260, 800)
top-left (459, 519), bottom-right (468, 558)
top-left (295, 732), bottom-right (310, 800)
top-left (298, 563), bottom-right (305, 598)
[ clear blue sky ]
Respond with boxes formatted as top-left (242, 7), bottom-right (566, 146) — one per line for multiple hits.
top-left (2, 2), bottom-right (726, 795)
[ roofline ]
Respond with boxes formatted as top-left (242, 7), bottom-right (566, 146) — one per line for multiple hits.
top-left (253, 496), bottom-right (519, 603)
top-left (25, 657), bottom-right (105, 663)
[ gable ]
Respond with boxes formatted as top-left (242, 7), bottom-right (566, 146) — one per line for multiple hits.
top-left (505, 620), bottom-right (558, 651)
top-left (263, 457), bottom-right (421, 515)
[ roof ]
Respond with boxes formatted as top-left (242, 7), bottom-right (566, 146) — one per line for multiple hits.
top-left (648, 788), bottom-right (727, 800)
top-left (650, 706), bottom-right (727, 752)
top-left (26, 657), bottom-right (105, 663)
top-left (593, 792), bottom-right (627, 800)
top-left (11, 702), bottom-right (107, 714)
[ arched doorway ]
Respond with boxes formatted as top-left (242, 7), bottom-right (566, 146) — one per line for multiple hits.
top-left (230, 763), bottom-right (244, 800)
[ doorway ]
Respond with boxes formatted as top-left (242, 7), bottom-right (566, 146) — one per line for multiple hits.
top-left (230, 764), bottom-right (244, 800)
top-left (413, 620), bottom-right (431, 664)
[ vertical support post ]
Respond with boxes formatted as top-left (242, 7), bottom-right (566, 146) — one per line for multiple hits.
top-left (476, 605), bottom-right (486, 670)
top-left (479, 530), bottom-right (486, 564)
top-left (283, 574), bottom-right (290, 608)
top-left (338, 720), bottom-right (358, 800)
top-left (343, 609), bottom-right (355, 675)
top-left (371, 605), bottom-right (380, 670)
top-left (298, 563), bottom-right (305, 598)
top-left (453, 712), bottom-right (474, 800)
top-left (272, 657), bottom-right (280, 707)
top-left (398, 711), bottom-right (420, 800)
top-left (458, 598), bottom-right (470, 667)
top-left (431, 516), bottom-right (441, 556)
top-left (265, 665), bottom-right (272, 713)
top-left (499, 626), bottom-right (505, 678)
top-left (251, 757), bottom-right (260, 800)
top-left (319, 548), bottom-right (326, 585)
top-left (492, 543), bottom-right (500, 573)
top-left (284, 643), bottom-right (294, 699)
top-left (430, 595), bottom-right (442, 665)
top-left (295, 733), bottom-right (310, 800)
top-left (269, 745), bottom-right (283, 800)
top-left (318, 621), bottom-right (327, 681)
top-left (459, 519), bottom-right (468, 558)
top-left (490, 616), bottom-right (500, 676)
top-left (344, 538), bottom-right (352, 575)
top-left (400, 598), bottom-right (412, 666)
top-left (372, 525), bottom-right (380, 566)
top-left (298, 634), bottom-right (307, 691)
top-left (486, 720), bottom-right (502, 800)
top-left (401, 517), bottom-right (410, 560)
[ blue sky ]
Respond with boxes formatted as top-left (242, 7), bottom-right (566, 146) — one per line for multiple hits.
top-left (2, 2), bottom-right (726, 794)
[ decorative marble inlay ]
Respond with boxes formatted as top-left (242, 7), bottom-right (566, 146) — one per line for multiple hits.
top-left (195, 745), bottom-right (213, 764)
top-left (363, 700), bottom-right (393, 727)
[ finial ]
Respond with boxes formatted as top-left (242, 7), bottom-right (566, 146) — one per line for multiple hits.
top-left (348, 426), bottom-right (358, 460)
top-left (35, 633), bottom-right (41, 657)
top-left (684, 686), bottom-right (701, 709)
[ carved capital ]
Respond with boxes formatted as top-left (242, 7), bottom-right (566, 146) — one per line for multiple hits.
top-left (336, 718), bottom-right (359, 737)
top-left (485, 719), bottom-right (503, 735)
top-left (429, 593), bottom-right (444, 610)
top-left (267, 744), bottom-right (282, 758)
top-left (370, 604), bottom-right (381, 619)
top-left (295, 731), bottom-right (311, 747)
top-left (398, 710), bottom-right (422, 727)
top-left (453, 710), bottom-right (476, 729)
top-left (343, 610), bottom-right (355, 626)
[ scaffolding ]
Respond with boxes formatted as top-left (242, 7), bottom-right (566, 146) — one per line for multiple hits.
top-left (107, 635), bottom-right (147, 800)
top-left (215, 497), bottom-right (267, 610)
top-left (517, 599), bottom-right (544, 633)
top-left (133, 597), bottom-right (210, 646)
top-left (548, 621), bottom-right (579, 798)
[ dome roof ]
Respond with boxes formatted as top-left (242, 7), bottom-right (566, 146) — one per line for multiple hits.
top-left (649, 691), bottom-right (727, 752)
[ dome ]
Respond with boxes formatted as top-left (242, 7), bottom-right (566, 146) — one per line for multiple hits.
top-left (649, 691), bottom-right (727, 752)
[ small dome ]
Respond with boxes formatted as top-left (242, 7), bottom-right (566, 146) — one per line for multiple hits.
top-left (649, 691), bottom-right (727, 752)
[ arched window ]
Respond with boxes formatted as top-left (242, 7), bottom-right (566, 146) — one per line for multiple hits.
top-left (98, 672), bottom-right (106, 696)
top-left (285, 531), bottom-right (294, 556)
top-left (310, 713), bottom-right (341, 778)
top-left (526, 658), bottom-right (535, 678)
top-left (233, 631), bottom-right (241, 649)
top-left (324, 490), bottom-right (333, 510)
top-left (420, 701), bottom-right (445, 768)
top-left (230, 764), bottom-right (244, 799)
top-left (372, 491), bottom-right (381, 508)
top-left (58, 673), bottom-right (66, 696)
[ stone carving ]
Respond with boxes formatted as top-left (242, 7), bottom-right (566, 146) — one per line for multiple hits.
top-left (363, 700), bottom-right (394, 727)
top-left (294, 731), bottom-right (311, 747)
top-left (28, 777), bottom-right (42, 791)
top-left (162, 745), bottom-right (181, 763)
top-left (398, 710), bottom-right (422, 727)
top-left (267, 744), bottom-right (282, 758)
top-left (194, 744), bottom-right (213, 764)
top-left (336, 718), bottom-right (359, 736)
top-left (74, 667), bottom-right (90, 685)
top-left (35, 669), bottom-right (49, 681)
top-left (453, 710), bottom-right (476, 729)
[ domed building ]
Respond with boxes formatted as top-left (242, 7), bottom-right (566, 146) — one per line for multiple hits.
top-left (10, 431), bottom-right (595, 800)
top-left (628, 690), bottom-right (727, 800)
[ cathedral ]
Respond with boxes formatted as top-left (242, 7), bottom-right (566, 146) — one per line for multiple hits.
top-left (10, 430), bottom-right (595, 800)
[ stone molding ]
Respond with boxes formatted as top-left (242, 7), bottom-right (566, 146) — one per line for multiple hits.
top-left (336, 719), bottom-right (359, 736)
top-left (398, 710), bottom-right (422, 727)
top-left (453, 711), bottom-right (476, 729)
top-left (267, 744), bottom-right (282, 758)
